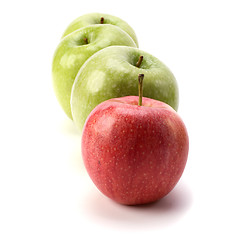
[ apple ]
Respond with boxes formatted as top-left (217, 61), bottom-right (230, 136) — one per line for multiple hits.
top-left (81, 75), bottom-right (189, 205)
top-left (52, 25), bottom-right (137, 119)
top-left (62, 12), bottom-right (139, 47)
top-left (71, 46), bottom-right (179, 131)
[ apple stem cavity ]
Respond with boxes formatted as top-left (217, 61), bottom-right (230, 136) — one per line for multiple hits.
top-left (83, 37), bottom-right (88, 44)
top-left (100, 17), bottom-right (104, 24)
top-left (138, 74), bottom-right (144, 106)
top-left (136, 55), bottom-right (143, 68)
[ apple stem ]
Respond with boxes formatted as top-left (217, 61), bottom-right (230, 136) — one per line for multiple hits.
top-left (136, 55), bottom-right (143, 68)
top-left (83, 37), bottom-right (88, 44)
top-left (100, 17), bottom-right (104, 24)
top-left (138, 74), bottom-right (144, 106)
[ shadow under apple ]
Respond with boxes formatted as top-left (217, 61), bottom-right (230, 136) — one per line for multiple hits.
top-left (81, 181), bottom-right (192, 229)
top-left (59, 118), bottom-right (79, 137)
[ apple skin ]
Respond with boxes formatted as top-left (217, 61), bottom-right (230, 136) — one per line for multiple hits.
top-left (71, 46), bottom-right (179, 131)
top-left (52, 25), bottom-right (137, 119)
top-left (81, 96), bottom-right (189, 205)
top-left (62, 12), bottom-right (139, 47)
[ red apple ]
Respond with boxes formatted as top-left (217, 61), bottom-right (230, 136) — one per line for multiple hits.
top-left (81, 93), bottom-right (189, 205)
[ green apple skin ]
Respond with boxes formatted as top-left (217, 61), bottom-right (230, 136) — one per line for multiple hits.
top-left (52, 25), bottom-right (137, 119)
top-left (62, 12), bottom-right (139, 47)
top-left (71, 46), bottom-right (179, 131)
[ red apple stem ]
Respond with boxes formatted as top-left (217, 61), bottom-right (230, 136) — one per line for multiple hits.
top-left (100, 17), bottom-right (104, 24)
top-left (83, 37), bottom-right (88, 44)
top-left (138, 74), bottom-right (144, 106)
top-left (136, 55), bottom-right (143, 68)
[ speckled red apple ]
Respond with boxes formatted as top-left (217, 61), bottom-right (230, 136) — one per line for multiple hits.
top-left (81, 94), bottom-right (189, 205)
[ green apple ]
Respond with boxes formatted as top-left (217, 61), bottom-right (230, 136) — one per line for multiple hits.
top-left (52, 24), bottom-right (137, 119)
top-left (71, 46), bottom-right (179, 131)
top-left (62, 12), bottom-right (139, 47)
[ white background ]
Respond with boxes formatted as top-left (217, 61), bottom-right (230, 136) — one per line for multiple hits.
top-left (0, 0), bottom-right (240, 239)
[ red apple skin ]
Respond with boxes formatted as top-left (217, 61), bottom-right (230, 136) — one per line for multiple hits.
top-left (81, 96), bottom-right (189, 205)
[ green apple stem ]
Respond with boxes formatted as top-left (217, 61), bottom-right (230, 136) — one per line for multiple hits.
top-left (138, 74), bottom-right (144, 106)
top-left (136, 55), bottom-right (143, 68)
top-left (83, 38), bottom-right (88, 44)
top-left (100, 17), bottom-right (104, 24)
